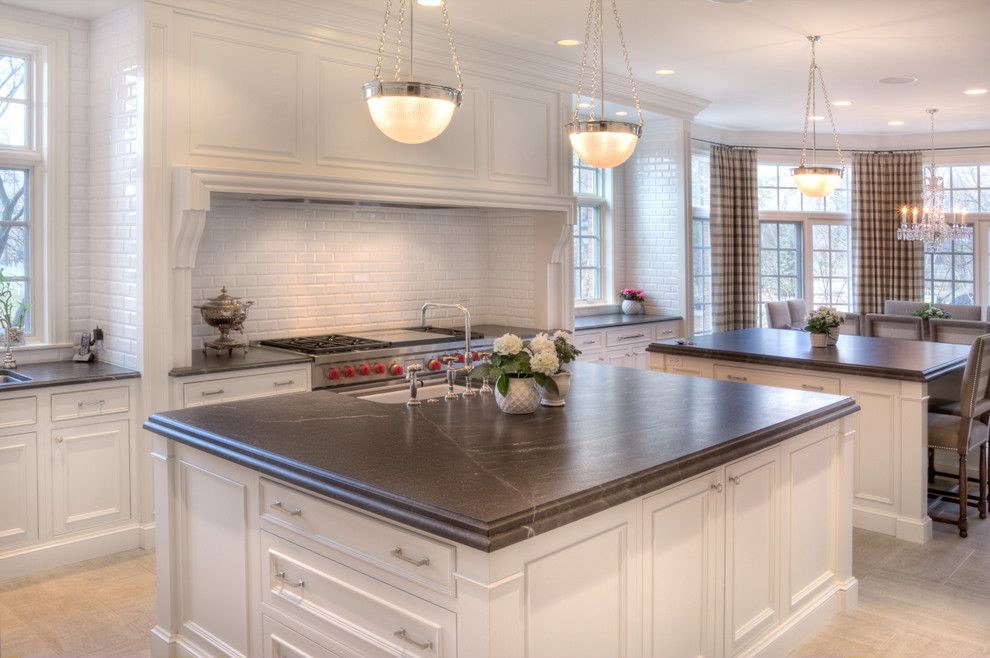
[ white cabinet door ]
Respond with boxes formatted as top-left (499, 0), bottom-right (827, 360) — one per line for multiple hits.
top-left (628, 345), bottom-right (650, 370)
top-left (606, 349), bottom-right (630, 368)
top-left (724, 448), bottom-right (780, 654)
top-left (0, 432), bottom-right (37, 550)
top-left (51, 420), bottom-right (130, 535)
top-left (643, 471), bottom-right (722, 658)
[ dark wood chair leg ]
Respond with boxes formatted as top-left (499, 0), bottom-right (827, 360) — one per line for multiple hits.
top-left (959, 452), bottom-right (969, 537)
top-left (982, 443), bottom-right (989, 520)
top-left (928, 447), bottom-right (936, 483)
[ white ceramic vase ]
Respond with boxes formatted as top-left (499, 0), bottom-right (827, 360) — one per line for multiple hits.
top-left (495, 376), bottom-right (541, 414)
top-left (810, 327), bottom-right (839, 348)
top-left (621, 300), bottom-right (644, 315)
top-left (539, 370), bottom-right (572, 407)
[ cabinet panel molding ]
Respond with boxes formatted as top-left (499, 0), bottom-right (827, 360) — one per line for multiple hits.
top-left (488, 90), bottom-right (553, 185)
top-left (0, 432), bottom-right (38, 549)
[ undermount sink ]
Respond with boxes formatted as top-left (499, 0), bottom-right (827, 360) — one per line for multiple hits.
top-left (0, 369), bottom-right (31, 384)
top-left (355, 383), bottom-right (465, 404)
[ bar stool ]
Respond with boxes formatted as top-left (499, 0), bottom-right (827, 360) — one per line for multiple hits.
top-left (927, 333), bottom-right (990, 537)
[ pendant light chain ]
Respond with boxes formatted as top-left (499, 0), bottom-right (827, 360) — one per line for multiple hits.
top-left (573, 0), bottom-right (598, 123)
top-left (609, 0), bottom-right (643, 129)
top-left (816, 67), bottom-right (845, 169)
top-left (571, 0), bottom-right (642, 127)
top-left (439, 0), bottom-right (464, 93)
top-left (393, 0), bottom-right (407, 82)
top-left (799, 40), bottom-right (815, 168)
top-left (798, 36), bottom-right (845, 171)
top-left (373, 0), bottom-right (393, 83)
top-left (929, 109), bottom-right (937, 170)
top-left (588, 0), bottom-right (603, 121)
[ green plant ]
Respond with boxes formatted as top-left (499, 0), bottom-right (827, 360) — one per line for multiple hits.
top-left (550, 330), bottom-right (582, 365)
top-left (469, 333), bottom-right (560, 395)
top-left (805, 306), bottom-right (845, 334)
top-left (0, 269), bottom-right (27, 331)
top-left (912, 304), bottom-right (951, 320)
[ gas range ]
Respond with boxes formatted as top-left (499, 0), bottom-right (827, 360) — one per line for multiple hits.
top-left (260, 328), bottom-right (489, 391)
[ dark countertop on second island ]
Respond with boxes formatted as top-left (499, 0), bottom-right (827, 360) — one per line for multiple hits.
top-left (145, 361), bottom-right (857, 552)
top-left (574, 313), bottom-right (682, 331)
top-left (648, 327), bottom-right (970, 382)
top-left (0, 360), bottom-right (140, 392)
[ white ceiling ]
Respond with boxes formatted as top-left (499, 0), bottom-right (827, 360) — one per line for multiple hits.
top-left (4, 0), bottom-right (131, 21)
top-left (433, 0), bottom-right (990, 135)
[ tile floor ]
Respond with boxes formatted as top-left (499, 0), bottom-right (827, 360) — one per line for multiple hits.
top-left (1, 512), bottom-right (990, 657)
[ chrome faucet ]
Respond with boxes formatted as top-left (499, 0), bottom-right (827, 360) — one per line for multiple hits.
top-left (420, 302), bottom-right (476, 396)
top-left (405, 363), bottom-right (423, 407)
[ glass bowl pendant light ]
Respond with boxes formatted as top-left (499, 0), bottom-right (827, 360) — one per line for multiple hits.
top-left (791, 36), bottom-right (845, 197)
top-left (567, 0), bottom-right (644, 169)
top-left (363, 0), bottom-right (463, 144)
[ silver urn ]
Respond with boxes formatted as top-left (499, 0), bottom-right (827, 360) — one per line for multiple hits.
top-left (195, 286), bottom-right (254, 355)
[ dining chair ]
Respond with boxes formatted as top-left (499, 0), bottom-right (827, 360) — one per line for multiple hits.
top-left (929, 319), bottom-right (990, 345)
top-left (766, 301), bottom-right (792, 329)
top-left (838, 312), bottom-right (861, 336)
top-left (927, 333), bottom-right (990, 537)
top-left (863, 313), bottom-right (924, 340)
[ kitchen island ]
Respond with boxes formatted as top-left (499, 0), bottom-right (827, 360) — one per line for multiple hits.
top-left (648, 328), bottom-right (971, 544)
top-left (145, 361), bottom-right (858, 658)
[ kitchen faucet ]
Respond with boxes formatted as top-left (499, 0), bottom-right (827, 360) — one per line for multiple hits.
top-left (420, 302), bottom-right (476, 396)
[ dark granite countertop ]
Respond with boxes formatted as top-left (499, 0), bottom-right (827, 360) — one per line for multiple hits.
top-left (145, 361), bottom-right (857, 552)
top-left (169, 347), bottom-right (313, 378)
top-left (574, 313), bottom-right (683, 331)
top-left (647, 328), bottom-right (970, 382)
top-left (0, 360), bottom-right (140, 392)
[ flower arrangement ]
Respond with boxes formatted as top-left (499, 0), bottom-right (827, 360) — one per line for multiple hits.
top-left (619, 288), bottom-right (646, 302)
top-left (471, 332), bottom-right (576, 395)
top-left (0, 269), bottom-right (27, 336)
top-left (912, 304), bottom-right (951, 320)
top-left (805, 306), bottom-right (845, 334)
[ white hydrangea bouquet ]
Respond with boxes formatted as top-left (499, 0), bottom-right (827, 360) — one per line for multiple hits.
top-left (471, 331), bottom-right (579, 396)
top-left (805, 306), bottom-right (845, 347)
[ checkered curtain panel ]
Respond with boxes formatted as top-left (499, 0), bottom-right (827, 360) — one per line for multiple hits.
top-left (852, 151), bottom-right (924, 315)
top-left (710, 145), bottom-right (759, 332)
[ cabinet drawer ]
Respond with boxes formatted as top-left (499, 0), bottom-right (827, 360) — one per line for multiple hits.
top-left (0, 396), bottom-right (37, 429)
top-left (260, 479), bottom-right (455, 596)
top-left (262, 532), bottom-right (455, 658)
top-left (183, 368), bottom-right (309, 407)
top-left (573, 330), bottom-right (604, 351)
top-left (654, 320), bottom-right (682, 341)
top-left (714, 364), bottom-right (840, 394)
top-left (605, 326), bottom-right (652, 347)
top-left (263, 615), bottom-right (368, 658)
top-left (51, 386), bottom-right (129, 422)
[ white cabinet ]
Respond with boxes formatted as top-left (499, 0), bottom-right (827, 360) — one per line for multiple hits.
top-left (0, 431), bottom-right (38, 551)
top-left (175, 365), bottom-right (311, 409)
top-left (574, 319), bottom-right (684, 371)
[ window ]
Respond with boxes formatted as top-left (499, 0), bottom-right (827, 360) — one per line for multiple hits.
top-left (573, 154), bottom-right (609, 304)
top-left (759, 222), bottom-right (803, 326)
top-left (0, 53), bottom-right (29, 148)
top-left (924, 230), bottom-right (975, 305)
top-left (811, 224), bottom-right (851, 312)
top-left (691, 149), bottom-right (713, 333)
top-left (0, 51), bottom-right (32, 332)
top-left (936, 165), bottom-right (990, 213)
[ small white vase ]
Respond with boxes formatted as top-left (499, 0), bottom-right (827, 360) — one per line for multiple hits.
top-left (621, 300), bottom-right (644, 315)
top-left (539, 370), bottom-right (571, 407)
top-left (495, 376), bottom-right (541, 414)
top-left (810, 328), bottom-right (839, 348)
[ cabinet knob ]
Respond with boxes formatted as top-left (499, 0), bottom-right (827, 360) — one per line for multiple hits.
top-left (730, 476), bottom-right (742, 486)
top-left (711, 482), bottom-right (723, 493)
top-left (54, 435), bottom-right (63, 444)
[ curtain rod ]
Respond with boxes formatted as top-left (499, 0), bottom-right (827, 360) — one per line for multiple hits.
top-left (690, 136), bottom-right (990, 153)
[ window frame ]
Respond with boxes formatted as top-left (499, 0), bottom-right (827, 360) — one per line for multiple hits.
top-left (572, 155), bottom-right (615, 307)
top-left (690, 147), bottom-right (712, 333)
top-left (758, 220), bottom-right (805, 326)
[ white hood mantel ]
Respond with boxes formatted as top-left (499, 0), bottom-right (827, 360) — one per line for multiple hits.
top-left (169, 166), bottom-right (576, 367)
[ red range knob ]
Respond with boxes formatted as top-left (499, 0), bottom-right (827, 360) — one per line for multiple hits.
top-left (342, 366), bottom-right (356, 378)
top-left (456, 353), bottom-right (465, 363)
top-left (327, 367), bottom-right (341, 380)
top-left (471, 351), bottom-right (479, 361)
top-left (358, 364), bottom-right (372, 376)
top-left (428, 359), bottom-right (442, 371)
top-left (372, 363), bottom-right (386, 375)
top-left (390, 364), bottom-right (404, 376)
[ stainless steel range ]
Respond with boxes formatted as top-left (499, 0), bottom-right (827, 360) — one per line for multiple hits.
top-left (260, 327), bottom-right (487, 391)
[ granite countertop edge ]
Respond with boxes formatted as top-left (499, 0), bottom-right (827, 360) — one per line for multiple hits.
top-left (574, 314), bottom-right (683, 331)
top-left (0, 362), bottom-right (141, 392)
top-left (144, 395), bottom-right (858, 552)
top-left (646, 342), bottom-right (965, 383)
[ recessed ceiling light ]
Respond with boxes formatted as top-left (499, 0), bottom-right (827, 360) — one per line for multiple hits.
top-left (416, 0), bottom-right (442, 5)
top-left (808, 115), bottom-right (824, 121)
top-left (832, 100), bottom-right (852, 107)
top-left (879, 76), bottom-right (918, 85)
top-left (615, 111), bottom-right (628, 116)
top-left (655, 69), bottom-right (675, 75)
top-left (964, 88), bottom-right (988, 95)
top-left (577, 102), bottom-right (592, 109)
top-left (888, 120), bottom-right (905, 126)
top-left (556, 39), bottom-right (581, 47)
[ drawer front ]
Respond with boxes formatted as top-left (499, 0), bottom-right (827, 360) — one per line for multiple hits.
top-left (262, 532), bottom-right (455, 658)
top-left (714, 364), bottom-right (840, 394)
top-left (661, 354), bottom-right (712, 377)
top-left (576, 350), bottom-right (606, 364)
top-left (0, 396), bottom-right (37, 429)
top-left (605, 325), bottom-right (653, 347)
top-left (573, 330), bottom-right (604, 351)
top-left (260, 479), bottom-right (455, 595)
top-left (183, 368), bottom-right (309, 407)
top-left (51, 386), bottom-right (129, 422)
top-left (654, 320), bottom-right (682, 342)
top-left (263, 615), bottom-right (369, 658)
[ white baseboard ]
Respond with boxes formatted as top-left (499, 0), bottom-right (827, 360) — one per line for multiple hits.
top-left (853, 506), bottom-right (931, 543)
top-left (139, 521), bottom-right (157, 549)
top-left (0, 522), bottom-right (145, 581)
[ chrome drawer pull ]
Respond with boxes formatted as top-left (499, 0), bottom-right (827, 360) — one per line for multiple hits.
top-left (274, 380), bottom-right (295, 386)
top-left (390, 547), bottom-right (430, 567)
top-left (269, 500), bottom-right (302, 516)
top-left (661, 330), bottom-right (674, 336)
top-left (201, 389), bottom-right (224, 396)
top-left (394, 628), bottom-right (433, 651)
top-left (801, 384), bottom-right (825, 392)
top-left (274, 570), bottom-right (305, 588)
top-left (618, 333), bottom-right (646, 341)
top-left (727, 375), bottom-right (747, 382)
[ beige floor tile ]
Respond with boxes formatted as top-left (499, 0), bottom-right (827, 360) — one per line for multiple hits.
top-left (83, 637), bottom-right (152, 657)
top-left (875, 628), bottom-right (988, 658)
top-left (789, 611), bottom-right (896, 657)
top-left (873, 536), bottom-right (974, 584)
top-left (0, 602), bottom-right (60, 658)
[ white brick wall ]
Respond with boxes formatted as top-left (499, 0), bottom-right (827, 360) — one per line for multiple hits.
top-left (87, 3), bottom-right (141, 369)
top-left (191, 200), bottom-right (537, 347)
top-left (621, 115), bottom-right (685, 315)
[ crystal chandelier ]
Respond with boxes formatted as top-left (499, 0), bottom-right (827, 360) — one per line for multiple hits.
top-left (363, 0), bottom-right (463, 144)
top-left (896, 109), bottom-right (969, 247)
top-left (567, 0), bottom-right (644, 169)
top-left (792, 36), bottom-right (845, 198)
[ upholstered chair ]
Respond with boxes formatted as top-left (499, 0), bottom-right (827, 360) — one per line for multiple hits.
top-left (883, 300), bottom-right (927, 316)
top-left (927, 333), bottom-right (990, 537)
top-left (766, 301), bottom-right (792, 329)
top-left (929, 319), bottom-right (990, 345)
top-left (863, 313), bottom-right (924, 340)
top-left (838, 312), bottom-right (861, 336)
top-left (786, 299), bottom-right (808, 328)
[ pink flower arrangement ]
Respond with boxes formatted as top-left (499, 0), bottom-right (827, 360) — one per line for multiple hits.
top-left (619, 288), bottom-right (645, 302)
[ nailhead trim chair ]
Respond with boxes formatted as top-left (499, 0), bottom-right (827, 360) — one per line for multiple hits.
top-left (863, 313), bottom-right (924, 340)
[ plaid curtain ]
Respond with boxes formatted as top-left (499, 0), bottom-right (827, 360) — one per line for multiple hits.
top-left (710, 145), bottom-right (759, 331)
top-left (852, 151), bottom-right (924, 315)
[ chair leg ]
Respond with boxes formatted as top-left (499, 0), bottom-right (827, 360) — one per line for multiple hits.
top-left (982, 443), bottom-right (989, 520)
top-left (928, 448), bottom-right (936, 484)
top-left (959, 453), bottom-right (969, 537)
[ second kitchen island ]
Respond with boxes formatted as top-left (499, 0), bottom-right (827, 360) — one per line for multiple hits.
top-left (145, 362), bottom-right (858, 658)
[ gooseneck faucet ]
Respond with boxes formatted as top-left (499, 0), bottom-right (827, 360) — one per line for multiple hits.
top-left (420, 302), bottom-right (475, 396)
